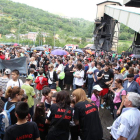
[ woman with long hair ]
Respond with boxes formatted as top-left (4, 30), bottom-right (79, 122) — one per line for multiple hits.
top-left (72, 88), bottom-right (103, 140)
top-left (109, 79), bottom-right (126, 120)
top-left (73, 63), bottom-right (84, 89)
top-left (46, 90), bottom-right (72, 140)
top-left (47, 64), bottom-right (58, 89)
top-left (64, 60), bottom-right (74, 90)
top-left (56, 59), bottom-right (64, 90)
top-left (5, 86), bottom-right (24, 124)
top-left (33, 102), bottom-right (48, 140)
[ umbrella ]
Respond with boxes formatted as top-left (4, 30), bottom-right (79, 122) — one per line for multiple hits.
top-left (73, 49), bottom-right (84, 53)
top-left (51, 49), bottom-right (67, 55)
top-left (31, 46), bottom-right (45, 51)
top-left (86, 50), bottom-right (92, 55)
top-left (14, 43), bottom-right (18, 46)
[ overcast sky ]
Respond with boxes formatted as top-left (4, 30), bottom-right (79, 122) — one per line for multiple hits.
top-left (12, 0), bottom-right (123, 21)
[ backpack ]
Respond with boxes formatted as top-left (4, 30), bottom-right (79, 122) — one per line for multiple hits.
top-left (0, 102), bottom-right (15, 135)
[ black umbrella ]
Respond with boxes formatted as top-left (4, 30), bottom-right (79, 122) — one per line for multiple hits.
top-left (31, 46), bottom-right (45, 51)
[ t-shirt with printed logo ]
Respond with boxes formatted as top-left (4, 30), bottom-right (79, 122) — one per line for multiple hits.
top-left (97, 69), bottom-right (114, 88)
top-left (46, 104), bottom-right (72, 140)
top-left (74, 100), bottom-right (103, 140)
top-left (4, 122), bottom-right (40, 140)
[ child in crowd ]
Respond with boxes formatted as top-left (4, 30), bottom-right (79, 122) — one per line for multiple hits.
top-left (21, 94), bottom-right (31, 122)
top-left (37, 68), bottom-right (46, 77)
top-left (0, 87), bottom-right (4, 113)
top-left (21, 94), bottom-right (28, 103)
top-left (35, 70), bottom-right (48, 100)
top-left (70, 99), bottom-right (79, 140)
top-left (33, 102), bottom-right (48, 140)
top-left (41, 87), bottom-right (52, 111)
top-left (4, 102), bottom-right (40, 140)
top-left (6, 69), bottom-right (23, 89)
top-left (51, 92), bottom-right (57, 105)
top-left (21, 75), bottom-right (36, 118)
top-left (91, 85), bottom-right (103, 111)
top-left (29, 68), bottom-right (35, 88)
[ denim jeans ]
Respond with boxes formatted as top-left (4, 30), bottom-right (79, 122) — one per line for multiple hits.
top-left (88, 78), bottom-right (94, 98)
top-left (29, 106), bottom-right (34, 118)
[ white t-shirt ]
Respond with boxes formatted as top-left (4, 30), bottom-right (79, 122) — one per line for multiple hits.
top-left (48, 71), bottom-right (54, 84)
top-left (6, 79), bottom-right (23, 89)
top-left (56, 64), bottom-right (64, 79)
top-left (74, 70), bottom-right (84, 86)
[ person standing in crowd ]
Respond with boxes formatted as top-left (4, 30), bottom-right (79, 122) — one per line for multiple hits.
top-left (110, 79), bottom-right (126, 119)
top-left (64, 60), bottom-right (74, 90)
top-left (97, 62), bottom-right (114, 109)
top-left (74, 63), bottom-right (84, 89)
top-left (87, 61), bottom-right (97, 98)
top-left (93, 62), bottom-right (102, 86)
top-left (21, 75), bottom-right (36, 117)
top-left (0, 69), bottom-right (11, 102)
top-left (33, 102), bottom-right (48, 140)
top-left (0, 87), bottom-right (4, 113)
top-left (6, 69), bottom-right (23, 89)
top-left (46, 91), bottom-right (72, 140)
top-left (91, 85), bottom-right (103, 110)
top-left (35, 70), bottom-right (48, 99)
top-left (111, 92), bottom-right (140, 140)
top-left (134, 68), bottom-right (139, 81)
top-left (5, 86), bottom-right (24, 125)
top-left (56, 59), bottom-right (64, 90)
top-left (72, 88), bottom-right (103, 140)
top-left (111, 67), bottom-right (123, 88)
top-left (4, 102), bottom-right (40, 140)
top-left (0, 51), bottom-right (5, 60)
top-left (120, 63), bottom-right (125, 74)
top-left (123, 74), bottom-right (140, 94)
top-left (41, 87), bottom-right (52, 111)
top-left (47, 64), bottom-right (58, 89)
top-left (123, 65), bottom-right (129, 79)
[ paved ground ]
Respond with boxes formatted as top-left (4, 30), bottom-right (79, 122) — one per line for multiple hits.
top-left (21, 77), bottom-right (140, 140)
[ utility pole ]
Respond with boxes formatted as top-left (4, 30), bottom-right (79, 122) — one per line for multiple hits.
top-left (54, 21), bottom-right (55, 48)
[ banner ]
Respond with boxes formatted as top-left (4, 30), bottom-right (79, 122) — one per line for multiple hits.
top-left (0, 57), bottom-right (27, 74)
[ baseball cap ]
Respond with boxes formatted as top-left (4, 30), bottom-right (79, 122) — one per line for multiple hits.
top-left (26, 75), bottom-right (33, 80)
top-left (5, 69), bottom-right (11, 75)
top-left (93, 85), bottom-right (103, 91)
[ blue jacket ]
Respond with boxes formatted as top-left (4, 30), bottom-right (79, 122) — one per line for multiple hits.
top-left (123, 80), bottom-right (140, 94)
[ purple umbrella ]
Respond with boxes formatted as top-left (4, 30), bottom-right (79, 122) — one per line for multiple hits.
top-left (51, 49), bottom-right (67, 55)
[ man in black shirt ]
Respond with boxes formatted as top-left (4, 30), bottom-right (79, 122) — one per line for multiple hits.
top-left (97, 62), bottom-right (114, 109)
top-left (4, 102), bottom-right (40, 140)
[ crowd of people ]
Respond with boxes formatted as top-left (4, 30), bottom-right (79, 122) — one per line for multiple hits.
top-left (0, 46), bottom-right (140, 140)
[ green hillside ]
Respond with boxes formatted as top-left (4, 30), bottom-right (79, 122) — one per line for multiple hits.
top-left (0, 0), bottom-right (94, 39)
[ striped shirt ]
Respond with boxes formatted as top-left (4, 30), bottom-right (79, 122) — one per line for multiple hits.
top-left (0, 77), bottom-right (9, 97)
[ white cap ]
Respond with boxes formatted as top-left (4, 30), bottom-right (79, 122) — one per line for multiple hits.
top-left (93, 85), bottom-right (103, 91)
top-left (5, 69), bottom-right (11, 75)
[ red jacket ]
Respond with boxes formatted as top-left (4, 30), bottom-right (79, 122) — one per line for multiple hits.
top-left (35, 76), bottom-right (48, 90)
top-left (0, 54), bottom-right (5, 60)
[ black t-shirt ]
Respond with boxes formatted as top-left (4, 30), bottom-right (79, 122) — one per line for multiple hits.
top-left (74, 100), bottom-right (103, 140)
top-left (97, 69), bottom-right (114, 88)
top-left (6, 101), bottom-right (17, 125)
top-left (35, 116), bottom-right (48, 140)
top-left (4, 122), bottom-right (40, 140)
top-left (46, 104), bottom-right (72, 140)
